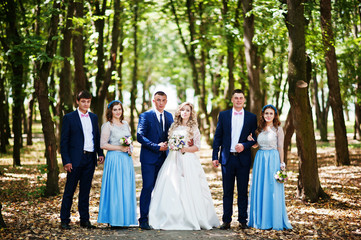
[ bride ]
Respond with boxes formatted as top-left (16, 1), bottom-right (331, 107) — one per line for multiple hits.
top-left (149, 102), bottom-right (220, 230)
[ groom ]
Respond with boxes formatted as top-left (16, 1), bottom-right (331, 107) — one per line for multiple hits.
top-left (212, 89), bottom-right (257, 230)
top-left (60, 90), bottom-right (104, 229)
top-left (137, 91), bottom-right (174, 230)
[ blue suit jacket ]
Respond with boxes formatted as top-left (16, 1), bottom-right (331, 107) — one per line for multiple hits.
top-left (137, 109), bottom-right (174, 165)
top-left (212, 109), bottom-right (257, 166)
top-left (60, 110), bottom-right (104, 167)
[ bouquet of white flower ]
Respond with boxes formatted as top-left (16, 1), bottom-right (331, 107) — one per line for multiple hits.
top-left (168, 134), bottom-right (185, 152)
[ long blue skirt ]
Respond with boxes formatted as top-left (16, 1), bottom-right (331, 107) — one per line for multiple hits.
top-left (98, 151), bottom-right (137, 226)
top-left (248, 149), bottom-right (292, 230)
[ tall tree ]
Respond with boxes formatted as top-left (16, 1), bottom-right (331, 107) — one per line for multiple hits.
top-left (241, 0), bottom-right (262, 115)
top-left (0, 70), bottom-right (7, 153)
top-left (312, 67), bottom-right (329, 142)
top-left (34, 0), bottom-right (61, 196)
top-left (221, 0), bottom-right (236, 99)
top-left (286, 0), bottom-right (327, 202)
top-left (320, 0), bottom-right (350, 165)
top-left (94, 0), bottom-right (122, 126)
top-left (130, 0), bottom-right (139, 138)
top-left (73, 0), bottom-right (87, 94)
top-left (0, 0), bottom-right (25, 166)
top-left (59, 0), bottom-right (74, 116)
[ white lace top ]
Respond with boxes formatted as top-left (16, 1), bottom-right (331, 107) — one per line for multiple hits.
top-left (257, 126), bottom-right (284, 151)
top-left (170, 126), bottom-right (201, 150)
top-left (100, 121), bottom-right (131, 147)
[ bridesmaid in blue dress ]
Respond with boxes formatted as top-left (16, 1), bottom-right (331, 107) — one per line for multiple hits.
top-left (248, 104), bottom-right (292, 230)
top-left (98, 100), bottom-right (137, 228)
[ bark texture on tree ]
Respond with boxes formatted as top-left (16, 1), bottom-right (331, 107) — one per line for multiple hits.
top-left (2, 0), bottom-right (25, 166)
top-left (95, 0), bottom-right (122, 126)
top-left (286, 0), bottom-right (327, 202)
top-left (242, 0), bottom-right (262, 116)
top-left (0, 74), bottom-right (7, 153)
top-left (320, 0), bottom-right (350, 166)
top-left (283, 109), bottom-right (294, 165)
top-left (34, 0), bottom-right (61, 196)
top-left (73, 0), bottom-right (88, 94)
top-left (0, 202), bottom-right (5, 228)
top-left (130, 2), bottom-right (139, 139)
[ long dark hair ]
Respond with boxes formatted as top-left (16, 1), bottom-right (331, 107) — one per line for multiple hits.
top-left (256, 105), bottom-right (281, 135)
top-left (106, 101), bottom-right (124, 123)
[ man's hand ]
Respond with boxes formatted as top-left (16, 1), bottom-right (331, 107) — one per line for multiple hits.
top-left (235, 143), bottom-right (244, 153)
top-left (159, 142), bottom-right (168, 151)
top-left (64, 163), bottom-right (73, 173)
top-left (98, 156), bottom-right (105, 164)
top-left (212, 160), bottom-right (219, 168)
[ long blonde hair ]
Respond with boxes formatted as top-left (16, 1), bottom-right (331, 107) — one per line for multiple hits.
top-left (168, 102), bottom-right (198, 140)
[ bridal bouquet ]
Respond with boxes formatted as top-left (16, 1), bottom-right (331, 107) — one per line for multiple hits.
top-left (168, 134), bottom-right (185, 153)
top-left (120, 136), bottom-right (133, 156)
top-left (274, 169), bottom-right (288, 183)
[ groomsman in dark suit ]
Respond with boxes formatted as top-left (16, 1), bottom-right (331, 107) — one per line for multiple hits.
top-left (60, 90), bottom-right (104, 230)
top-left (212, 89), bottom-right (257, 230)
top-left (137, 91), bottom-right (174, 230)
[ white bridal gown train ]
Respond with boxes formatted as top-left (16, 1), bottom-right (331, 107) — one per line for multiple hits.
top-left (149, 126), bottom-right (220, 230)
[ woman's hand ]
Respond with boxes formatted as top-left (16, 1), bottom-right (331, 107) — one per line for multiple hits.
top-left (280, 162), bottom-right (286, 170)
top-left (121, 146), bottom-right (130, 152)
top-left (247, 133), bottom-right (258, 148)
top-left (247, 133), bottom-right (255, 141)
top-left (180, 147), bottom-right (187, 154)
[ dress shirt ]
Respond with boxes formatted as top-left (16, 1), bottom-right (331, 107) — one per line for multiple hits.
top-left (77, 108), bottom-right (94, 152)
top-left (154, 108), bottom-right (165, 132)
top-left (230, 108), bottom-right (244, 152)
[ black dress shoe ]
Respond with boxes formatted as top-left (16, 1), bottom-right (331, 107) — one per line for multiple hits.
top-left (239, 222), bottom-right (249, 229)
top-left (80, 221), bottom-right (96, 229)
top-left (139, 222), bottom-right (152, 230)
top-left (220, 222), bottom-right (231, 230)
top-left (60, 222), bottom-right (71, 230)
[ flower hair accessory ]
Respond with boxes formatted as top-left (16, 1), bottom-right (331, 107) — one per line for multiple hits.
top-left (108, 100), bottom-right (122, 109)
top-left (262, 104), bottom-right (277, 115)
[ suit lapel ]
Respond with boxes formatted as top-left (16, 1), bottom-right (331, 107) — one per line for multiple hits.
top-left (152, 110), bottom-right (162, 136)
top-left (239, 110), bottom-right (248, 141)
top-left (89, 113), bottom-right (96, 137)
top-left (227, 109), bottom-right (233, 144)
top-left (74, 110), bottom-right (84, 133)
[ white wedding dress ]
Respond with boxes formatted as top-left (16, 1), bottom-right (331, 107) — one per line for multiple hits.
top-left (149, 126), bottom-right (220, 230)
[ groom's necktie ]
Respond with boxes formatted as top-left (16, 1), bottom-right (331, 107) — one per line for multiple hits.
top-left (160, 113), bottom-right (164, 132)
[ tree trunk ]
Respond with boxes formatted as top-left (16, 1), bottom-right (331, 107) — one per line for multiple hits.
top-left (73, 0), bottom-right (88, 94)
top-left (0, 74), bottom-right (7, 153)
top-left (222, 0), bottom-right (235, 99)
top-left (283, 109), bottom-right (294, 165)
top-left (320, 0), bottom-right (350, 166)
top-left (26, 93), bottom-right (35, 146)
top-left (34, 0), bottom-right (61, 196)
top-left (94, 0), bottom-right (122, 126)
top-left (2, 0), bottom-right (25, 166)
top-left (354, 4), bottom-right (361, 140)
top-left (242, 0), bottom-right (262, 116)
top-left (355, 81), bottom-right (361, 140)
top-left (59, 0), bottom-right (74, 116)
top-left (130, 2), bottom-right (139, 139)
top-left (0, 202), bottom-right (5, 228)
top-left (198, 3), bottom-right (211, 143)
top-left (286, 0), bottom-right (327, 202)
top-left (117, 10), bottom-right (125, 103)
